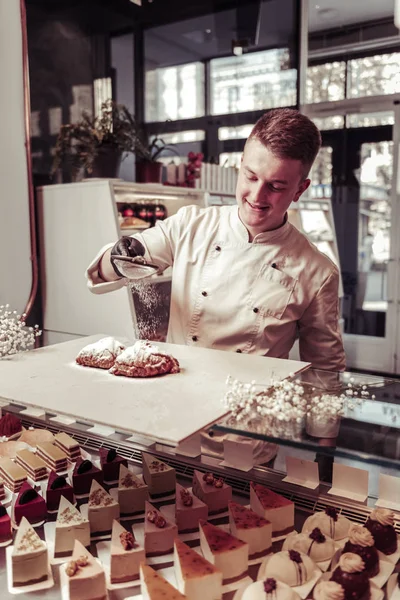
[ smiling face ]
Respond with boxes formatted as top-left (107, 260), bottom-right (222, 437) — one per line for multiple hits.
top-left (236, 138), bottom-right (311, 240)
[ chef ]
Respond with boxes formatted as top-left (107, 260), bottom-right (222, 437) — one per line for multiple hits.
top-left (87, 108), bottom-right (345, 372)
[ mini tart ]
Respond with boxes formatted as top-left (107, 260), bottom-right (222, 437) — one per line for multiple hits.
top-left (199, 519), bottom-right (249, 584)
top-left (365, 508), bottom-right (398, 555)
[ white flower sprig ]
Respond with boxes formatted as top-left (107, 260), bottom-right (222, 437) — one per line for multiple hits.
top-left (0, 305), bottom-right (41, 358)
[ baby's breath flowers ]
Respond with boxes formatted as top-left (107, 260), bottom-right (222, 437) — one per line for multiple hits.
top-left (0, 305), bottom-right (41, 358)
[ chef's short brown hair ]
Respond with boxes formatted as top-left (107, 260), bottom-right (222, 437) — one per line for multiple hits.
top-left (248, 108), bottom-right (321, 178)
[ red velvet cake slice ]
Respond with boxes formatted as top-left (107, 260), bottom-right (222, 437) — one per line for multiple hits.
top-left (250, 482), bottom-right (294, 536)
top-left (175, 483), bottom-right (208, 533)
top-left (0, 413), bottom-right (22, 438)
top-left (229, 501), bottom-right (272, 559)
top-left (72, 458), bottom-right (103, 495)
top-left (192, 470), bottom-right (232, 514)
top-left (99, 447), bottom-right (128, 482)
top-left (0, 502), bottom-right (12, 542)
top-left (14, 482), bottom-right (47, 525)
top-left (46, 471), bottom-right (74, 512)
top-left (199, 519), bottom-right (249, 584)
top-left (144, 501), bottom-right (178, 557)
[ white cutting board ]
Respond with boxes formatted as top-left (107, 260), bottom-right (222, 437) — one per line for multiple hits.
top-left (0, 335), bottom-right (309, 445)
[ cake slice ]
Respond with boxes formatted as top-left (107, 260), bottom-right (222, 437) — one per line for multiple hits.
top-left (64, 539), bottom-right (106, 600)
top-left (110, 520), bottom-right (145, 583)
top-left (118, 464), bottom-right (148, 516)
top-left (54, 432), bottom-right (81, 461)
top-left (0, 502), bottom-right (12, 543)
top-left (72, 458), bottom-right (103, 495)
top-left (12, 516), bottom-right (48, 586)
top-left (99, 447), bottom-right (127, 482)
top-left (36, 442), bottom-right (68, 473)
top-left (0, 456), bottom-right (27, 492)
top-left (142, 452), bottom-right (176, 497)
top-left (250, 482), bottom-right (294, 536)
top-left (199, 519), bottom-right (248, 584)
top-left (174, 538), bottom-right (223, 600)
top-left (228, 501), bottom-right (272, 559)
top-left (88, 479), bottom-right (120, 536)
top-left (15, 448), bottom-right (47, 481)
top-left (175, 483), bottom-right (208, 533)
top-left (0, 413), bottom-right (22, 438)
top-left (0, 477), bottom-right (5, 500)
top-left (54, 496), bottom-right (90, 557)
top-left (46, 471), bottom-right (74, 512)
top-left (144, 500), bottom-right (178, 556)
top-left (192, 470), bottom-right (232, 514)
top-left (14, 482), bottom-right (47, 525)
top-left (140, 562), bottom-right (187, 599)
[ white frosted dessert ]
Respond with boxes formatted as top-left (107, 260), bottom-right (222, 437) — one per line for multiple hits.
top-left (12, 517), bottom-right (48, 587)
top-left (283, 528), bottom-right (336, 563)
top-left (199, 519), bottom-right (248, 584)
top-left (260, 550), bottom-right (316, 587)
top-left (243, 578), bottom-right (298, 600)
top-left (54, 496), bottom-right (90, 558)
top-left (302, 507), bottom-right (351, 541)
top-left (174, 538), bottom-right (223, 600)
top-left (314, 580), bottom-right (345, 600)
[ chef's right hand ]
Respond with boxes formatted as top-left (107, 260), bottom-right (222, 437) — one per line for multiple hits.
top-left (110, 237), bottom-right (146, 278)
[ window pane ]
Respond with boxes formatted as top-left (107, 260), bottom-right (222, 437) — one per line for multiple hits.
top-left (150, 130), bottom-right (205, 144)
top-left (210, 49), bottom-right (297, 116)
top-left (347, 53), bottom-right (400, 98)
top-left (312, 115), bottom-right (344, 130)
top-left (219, 152), bottom-right (242, 168)
top-left (306, 62), bottom-right (346, 103)
top-left (145, 62), bottom-right (205, 122)
top-left (218, 125), bottom-right (253, 140)
top-left (346, 111), bottom-right (395, 128)
top-left (310, 146), bottom-right (332, 198)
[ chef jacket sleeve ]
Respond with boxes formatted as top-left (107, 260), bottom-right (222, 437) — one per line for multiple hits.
top-left (86, 209), bottom-right (184, 294)
top-left (297, 268), bottom-right (346, 372)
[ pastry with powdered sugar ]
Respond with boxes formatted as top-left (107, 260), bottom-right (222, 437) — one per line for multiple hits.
top-left (109, 340), bottom-right (179, 377)
top-left (76, 336), bottom-right (125, 370)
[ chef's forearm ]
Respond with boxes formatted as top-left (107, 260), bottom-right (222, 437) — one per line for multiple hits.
top-left (99, 248), bottom-right (120, 282)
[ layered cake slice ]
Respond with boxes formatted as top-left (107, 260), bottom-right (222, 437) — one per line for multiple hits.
top-left (144, 500), bottom-right (178, 556)
top-left (99, 447), bottom-right (127, 482)
top-left (0, 502), bottom-right (12, 543)
top-left (174, 538), bottom-right (223, 600)
top-left (46, 471), bottom-right (74, 512)
top-left (250, 482), bottom-right (294, 536)
top-left (15, 449), bottom-right (47, 482)
top-left (199, 519), bottom-right (249, 584)
top-left (0, 477), bottom-right (4, 500)
top-left (11, 517), bottom-right (48, 587)
top-left (110, 520), bottom-right (145, 584)
top-left (54, 432), bottom-right (81, 461)
top-left (175, 483), bottom-right (208, 533)
top-left (88, 479), bottom-right (120, 536)
top-left (192, 470), bottom-right (232, 515)
top-left (142, 452), bottom-right (176, 497)
top-left (64, 539), bottom-right (107, 600)
top-left (54, 496), bottom-right (90, 557)
top-left (140, 562), bottom-right (187, 599)
top-left (229, 501), bottom-right (272, 559)
top-left (118, 464), bottom-right (149, 516)
top-left (0, 456), bottom-right (27, 492)
top-left (14, 482), bottom-right (47, 525)
top-left (72, 458), bottom-right (103, 496)
top-left (36, 442), bottom-right (68, 473)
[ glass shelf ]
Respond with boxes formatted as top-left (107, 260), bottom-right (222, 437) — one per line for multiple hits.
top-left (212, 368), bottom-right (400, 470)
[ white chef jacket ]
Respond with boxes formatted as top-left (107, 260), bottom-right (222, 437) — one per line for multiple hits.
top-left (86, 205), bottom-right (345, 371)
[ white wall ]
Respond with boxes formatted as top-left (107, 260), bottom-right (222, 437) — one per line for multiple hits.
top-left (0, 0), bottom-right (31, 314)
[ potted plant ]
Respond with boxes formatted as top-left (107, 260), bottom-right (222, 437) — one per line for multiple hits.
top-left (136, 135), bottom-right (180, 183)
top-left (52, 99), bottom-right (146, 181)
